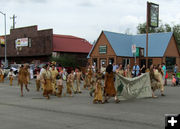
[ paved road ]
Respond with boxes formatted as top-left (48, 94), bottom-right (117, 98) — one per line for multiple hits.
top-left (0, 78), bottom-right (180, 129)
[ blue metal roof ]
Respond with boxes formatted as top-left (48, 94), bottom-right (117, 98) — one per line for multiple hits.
top-left (104, 31), bottom-right (173, 57)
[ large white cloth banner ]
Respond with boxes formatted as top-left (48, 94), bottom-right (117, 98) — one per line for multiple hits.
top-left (115, 73), bottom-right (152, 100)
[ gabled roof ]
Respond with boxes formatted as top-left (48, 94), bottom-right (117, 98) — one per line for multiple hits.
top-left (53, 34), bottom-right (92, 53)
top-left (88, 31), bottom-right (173, 58)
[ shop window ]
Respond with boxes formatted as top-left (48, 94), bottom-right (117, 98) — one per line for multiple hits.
top-left (166, 57), bottom-right (176, 70)
top-left (108, 58), bottom-right (114, 65)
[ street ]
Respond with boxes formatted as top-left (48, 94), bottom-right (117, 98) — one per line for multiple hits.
top-left (0, 78), bottom-right (180, 129)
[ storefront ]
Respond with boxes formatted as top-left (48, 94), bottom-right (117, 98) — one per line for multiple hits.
top-left (88, 31), bottom-right (180, 71)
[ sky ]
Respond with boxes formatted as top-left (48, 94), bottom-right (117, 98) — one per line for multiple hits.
top-left (0, 0), bottom-right (180, 43)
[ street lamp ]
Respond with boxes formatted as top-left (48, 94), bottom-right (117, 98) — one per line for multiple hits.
top-left (0, 11), bottom-right (7, 67)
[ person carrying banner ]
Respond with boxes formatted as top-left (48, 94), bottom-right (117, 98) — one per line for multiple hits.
top-left (104, 64), bottom-right (120, 103)
top-left (116, 64), bottom-right (124, 76)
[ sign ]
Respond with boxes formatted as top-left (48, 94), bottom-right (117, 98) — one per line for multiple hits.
top-left (99, 45), bottom-right (107, 54)
top-left (165, 114), bottom-right (180, 129)
top-left (132, 44), bottom-right (136, 53)
top-left (136, 47), bottom-right (139, 57)
top-left (0, 36), bottom-right (5, 46)
top-left (15, 38), bottom-right (28, 48)
top-left (148, 2), bottom-right (159, 27)
top-left (140, 48), bottom-right (144, 57)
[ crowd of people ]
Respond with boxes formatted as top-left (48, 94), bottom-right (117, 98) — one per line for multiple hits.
top-left (0, 62), bottom-right (179, 104)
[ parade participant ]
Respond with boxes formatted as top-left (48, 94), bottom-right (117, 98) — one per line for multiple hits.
top-left (18, 64), bottom-right (30, 97)
top-left (75, 68), bottom-right (83, 93)
top-left (27, 65), bottom-right (30, 84)
top-left (116, 64), bottom-right (124, 76)
top-left (132, 63), bottom-right (140, 77)
top-left (149, 65), bottom-right (160, 98)
top-left (8, 69), bottom-right (15, 86)
top-left (41, 64), bottom-right (53, 99)
top-left (36, 71), bottom-right (41, 91)
top-left (154, 64), bottom-right (165, 96)
top-left (66, 73), bottom-right (73, 96)
top-left (93, 77), bottom-right (103, 104)
top-left (50, 65), bottom-right (59, 95)
top-left (56, 75), bottom-right (63, 97)
top-left (83, 70), bottom-right (88, 89)
top-left (69, 70), bottom-right (76, 93)
top-left (124, 64), bottom-right (132, 78)
top-left (104, 64), bottom-right (120, 103)
top-left (87, 67), bottom-right (93, 89)
top-left (158, 64), bottom-right (165, 96)
top-left (0, 66), bottom-right (4, 83)
top-left (90, 69), bottom-right (102, 97)
top-left (40, 65), bottom-right (46, 91)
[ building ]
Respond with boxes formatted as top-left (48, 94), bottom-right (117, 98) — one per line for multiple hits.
top-left (0, 25), bottom-right (92, 67)
top-left (53, 34), bottom-right (92, 67)
top-left (88, 31), bottom-right (180, 71)
top-left (0, 25), bottom-right (53, 65)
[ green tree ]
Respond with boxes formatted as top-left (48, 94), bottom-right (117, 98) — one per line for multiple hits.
top-left (50, 54), bottom-right (78, 68)
top-left (136, 22), bottom-right (180, 50)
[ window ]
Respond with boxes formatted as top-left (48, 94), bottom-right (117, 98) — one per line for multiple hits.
top-left (123, 58), bottom-right (130, 68)
top-left (99, 45), bottom-right (107, 54)
top-left (166, 57), bottom-right (176, 70)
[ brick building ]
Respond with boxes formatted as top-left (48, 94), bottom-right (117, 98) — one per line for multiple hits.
top-left (0, 25), bottom-right (92, 67)
top-left (0, 25), bottom-right (53, 65)
top-left (88, 31), bottom-right (180, 71)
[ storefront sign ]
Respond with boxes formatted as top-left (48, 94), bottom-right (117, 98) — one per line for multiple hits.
top-left (0, 36), bottom-right (5, 46)
top-left (99, 45), bottom-right (107, 54)
top-left (15, 38), bottom-right (28, 48)
top-left (148, 2), bottom-right (159, 27)
top-left (136, 47), bottom-right (139, 57)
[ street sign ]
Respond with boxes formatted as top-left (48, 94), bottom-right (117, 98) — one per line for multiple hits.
top-left (132, 44), bottom-right (136, 53)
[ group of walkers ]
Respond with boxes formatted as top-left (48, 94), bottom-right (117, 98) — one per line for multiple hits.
top-left (0, 62), bottom-right (179, 104)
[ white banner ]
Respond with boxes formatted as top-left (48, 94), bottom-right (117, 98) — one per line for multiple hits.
top-left (15, 38), bottom-right (28, 47)
top-left (115, 73), bottom-right (152, 100)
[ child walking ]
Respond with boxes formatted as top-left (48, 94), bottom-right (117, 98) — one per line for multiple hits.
top-left (36, 71), bottom-right (41, 91)
top-left (56, 75), bottom-right (63, 97)
top-left (93, 77), bottom-right (103, 104)
top-left (8, 69), bottom-right (15, 86)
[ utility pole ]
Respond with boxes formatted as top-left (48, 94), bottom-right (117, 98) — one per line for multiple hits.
top-left (0, 11), bottom-right (7, 67)
top-left (10, 14), bottom-right (17, 29)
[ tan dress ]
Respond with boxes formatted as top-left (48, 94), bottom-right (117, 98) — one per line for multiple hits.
top-left (41, 70), bottom-right (53, 96)
top-left (18, 68), bottom-right (28, 85)
top-left (104, 72), bottom-right (116, 97)
top-left (150, 70), bottom-right (160, 91)
top-left (94, 82), bottom-right (103, 101)
top-left (153, 70), bottom-right (163, 91)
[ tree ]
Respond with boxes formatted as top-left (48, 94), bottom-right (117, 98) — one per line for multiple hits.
top-left (136, 21), bottom-right (180, 50)
top-left (50, 54), bottom-right (78, 68)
